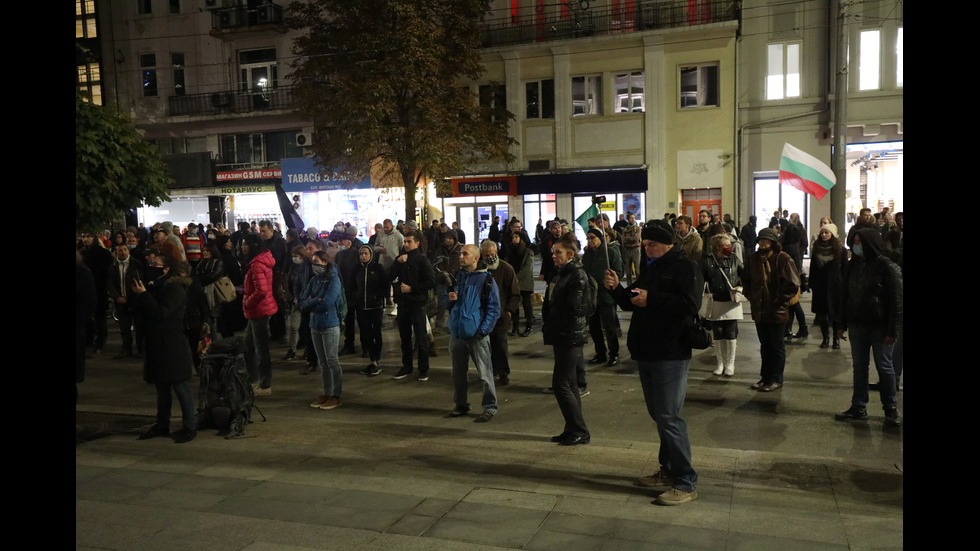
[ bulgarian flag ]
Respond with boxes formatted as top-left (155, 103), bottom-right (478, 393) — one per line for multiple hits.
top-left (779, 143), bottom-right (837, 200)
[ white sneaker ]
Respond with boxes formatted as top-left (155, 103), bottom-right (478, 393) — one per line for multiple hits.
top-left (712, 365), bottom-right (724, 376)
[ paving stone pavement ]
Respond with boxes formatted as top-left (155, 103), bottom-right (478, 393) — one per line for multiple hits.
top-left (77, 289), bottom-right (903, 551)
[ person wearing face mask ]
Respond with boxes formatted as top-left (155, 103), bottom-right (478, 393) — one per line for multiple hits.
top-left (834, 229), bottom-right (903, 427)
top-left (300, 251), bottom-right (346, 410)
top-left (335, 227), bottom-right (364, 356)
top-left (740, 228), bottom-right (801, 392)
top-left (108, 241), bottom-right (146, 359)
top-left (285, 245), bottom-right (313, 366)
top-left (808, 223), bottom-right (845, 349)
top-left (479, 239), bottom-right (520, 386)
top-left (353, 245), bottom-right (388, 376)
top-left (132, 253), bottom-right (198, 444)
top-left (701, 233), bottom-right (744, 376)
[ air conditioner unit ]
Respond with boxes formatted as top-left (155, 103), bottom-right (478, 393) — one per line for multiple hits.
top-left (296, 133), bottom-right (313, 147)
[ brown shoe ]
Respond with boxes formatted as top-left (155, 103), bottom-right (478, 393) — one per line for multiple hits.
top-left (758, 382), bottom-right (783, 392)
top-left (320, 397), bottom-right (342, 410)
top-left (635, 470), bottom-right (675, 488)
top-left (310, 395), bottom-right (329, 408)
top-left (751, 379), bottom-right (766, 390)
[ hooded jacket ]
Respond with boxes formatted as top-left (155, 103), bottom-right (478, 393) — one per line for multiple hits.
top-left (243, 249), bottom-right (278, 319)
top-left (353, 245), bottom-right (388, 311)
top-left (840, 228), bottom-right (903, 336)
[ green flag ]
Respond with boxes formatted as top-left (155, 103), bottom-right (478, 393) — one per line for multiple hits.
top-left (575, 204), bottom-right (600, 234)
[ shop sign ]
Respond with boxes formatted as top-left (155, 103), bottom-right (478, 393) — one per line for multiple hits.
top-left (280, 157), bottom-right (372, 192)
top-left (449, 176), bottom-right (517, 197)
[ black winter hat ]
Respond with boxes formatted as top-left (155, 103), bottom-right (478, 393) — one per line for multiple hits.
top-left (641, 220), bottom-right (674, 244)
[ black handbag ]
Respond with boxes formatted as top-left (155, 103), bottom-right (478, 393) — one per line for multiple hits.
top-left (687, 316), bottom-right (714, 350)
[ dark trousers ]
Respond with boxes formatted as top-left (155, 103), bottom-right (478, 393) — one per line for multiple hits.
top-left (489, 329), bottom-right (510, 377)
top-left (552, 345), bottom-right (589, 438)
top-left (397, 306), bottom-right (429, 374)
top-left (588, 304), bottom-right (619, 358)
top-left (512, 290), bottom-right (534, 330)
top-left (115, 303), bottom-right (142, 353)
top-left (357, 308), bottom-right (384, 363)
top-left (343, 303), bottom-right (357, 350)
top-left (756, 321), bottom-right (787, 384)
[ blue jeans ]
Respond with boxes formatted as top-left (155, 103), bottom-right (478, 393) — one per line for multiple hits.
top-left (755, 322), bottom-right (786, 384)
top-left (311, 326), bottom-right (342, 397)
top-left (244, 316), bottom-right (272, 389)
top-left (397, 306), bottom-right (429, 374)
top-left (155, 380), bottom-right (197, 431)
top-left (450, 334), bottom-right (497, 412)
top-left (637, 359), bottom-right (697, 493)
top-left (848, 323), bottom-right (897, 409)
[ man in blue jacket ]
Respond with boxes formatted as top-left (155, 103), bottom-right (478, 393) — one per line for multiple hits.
top-left (447, 244), bottom-right (501, 422)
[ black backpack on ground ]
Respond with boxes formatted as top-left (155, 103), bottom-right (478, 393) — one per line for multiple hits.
top-left (197, 337), bottom-right (265, 438)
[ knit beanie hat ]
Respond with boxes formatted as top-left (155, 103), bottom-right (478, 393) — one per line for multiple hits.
top-left (822, 223), bottom-right (839, 239)
top-left (587, 228), bottom-right (604, 242)
top-left (641, 219), bottom-right (674, 244)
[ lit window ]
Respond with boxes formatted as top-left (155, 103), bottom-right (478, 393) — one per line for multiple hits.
top-left (859, 30), bottom-right (880, 91)
top-left (896, 27), bottom-right (903, 88)
top-left (572, 75), bottom-right (602, 116)
top-left (614, 72), bottom-right (644, 113)
top-left (766, 43), bottom-right (800, 100)
top-left (679, 63), bottom-right (719, 109)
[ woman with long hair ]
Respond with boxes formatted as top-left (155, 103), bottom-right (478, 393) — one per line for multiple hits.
top-left (241, 233), bottom-right (277, 395)
top-left (507, 231), bottom-right (535, 337)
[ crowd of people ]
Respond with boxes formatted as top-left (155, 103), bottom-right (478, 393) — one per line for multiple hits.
top-left (76, 206), bottom-right (902, 505)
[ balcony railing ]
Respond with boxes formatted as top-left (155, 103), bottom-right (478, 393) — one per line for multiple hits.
top-left (210, 2), bottom-right (284, 32)
top-left (480, 0), bottom-right (738, 48)
top-left (168, 86), bottom-right (295, 117)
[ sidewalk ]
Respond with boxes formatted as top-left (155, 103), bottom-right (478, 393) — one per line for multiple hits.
top-left (77, 291), bottom-right (903, 550)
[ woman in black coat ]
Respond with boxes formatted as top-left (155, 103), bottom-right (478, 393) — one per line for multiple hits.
top-left (542, 235), bottom-right (591, 446)
top-left (808, 223), bottom-right (845, 348)
top-left (133, 254), bottom-right (198, 443)
top-left (215, 235), bottom-right (246, 338)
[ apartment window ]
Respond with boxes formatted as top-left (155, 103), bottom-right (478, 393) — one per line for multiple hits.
top-left (896, 27), bottom-right (903, 88)
top-left (157, 136), bottom-right (208, 155)
top-left (137, 0), bottom-right (151, 15)
top-left (172, 53), bottom-right (185, 96)
top-left (572, 75), bottom-right (602, 116)
top-left (766, 43), bottom-right (800, 100)
top-left (169, 0), bottom-right (180, 14)
top-left (77, 63), bottom-right (102, 105)
top-left (76, 0), bottom-right (97, 38)
top-left (140, 54), bottom-right (158, 97)
top-left (221, 134), bottom-right (265, 167)
top-left (679, 63), bottom-right (719, 109)
top-left (479, 84), bottom-right (507, 123)
top-left (614, 71), bottom-right (644, 113)
top-left (525, 79), bottom-right (554, 119)
top-left (859, 30), bottom-right (880, 91)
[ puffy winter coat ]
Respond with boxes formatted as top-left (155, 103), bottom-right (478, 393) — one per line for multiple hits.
top-left (243, 249), bottom-right (278, 319)
top-left (542, 258), bottom-right (590, 347)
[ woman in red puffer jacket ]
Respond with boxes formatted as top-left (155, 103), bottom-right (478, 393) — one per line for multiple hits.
top-left (241, 233), bottom-right (278, 394)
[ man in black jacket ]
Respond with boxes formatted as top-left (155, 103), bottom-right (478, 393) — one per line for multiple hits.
top-left (388, 229), bottom-right (436, 381)
top-left (604, 220), bottom-right (703, 506)
top-left (835, 228), bottom-right (903, 427)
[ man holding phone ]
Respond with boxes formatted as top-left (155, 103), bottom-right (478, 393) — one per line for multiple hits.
top-left (604, 219), bottom-right (703, 506)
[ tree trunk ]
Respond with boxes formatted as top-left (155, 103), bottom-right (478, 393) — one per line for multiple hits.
top-left (402, 168), bottom-right (418, 226)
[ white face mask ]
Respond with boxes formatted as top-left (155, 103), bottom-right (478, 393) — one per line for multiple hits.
top-left (292, 257), bottom-right (303, 265)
